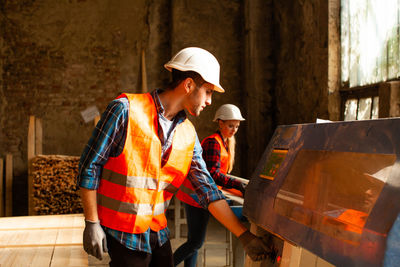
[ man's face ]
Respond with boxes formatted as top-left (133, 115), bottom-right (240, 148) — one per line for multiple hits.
top-left (184, 82), bottom-right (214, 116)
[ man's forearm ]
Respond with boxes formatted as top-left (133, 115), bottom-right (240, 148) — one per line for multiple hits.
top-left (208, 199), bottom-right (247, 237)
top-left (80, 187), bottom-right (99, 221)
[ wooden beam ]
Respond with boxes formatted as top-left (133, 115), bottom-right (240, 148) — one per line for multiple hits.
top-left (28, 116), bottom-right (36, 161)
top-left (141, 49), bottom-right (148, 93)
top-left (5, 154), bottom-right (12, 217)
top-left (0, 158), bottom-right (3, 217)
top-left (28, 115), bottom-right (35, 215)
top-left (35, 117), bottom-right (43, 155)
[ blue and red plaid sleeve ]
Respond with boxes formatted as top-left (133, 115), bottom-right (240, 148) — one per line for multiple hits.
top-left (201, 136), bottom-right (242, 189)
top-left (77, 98), bottom-right (129, 190)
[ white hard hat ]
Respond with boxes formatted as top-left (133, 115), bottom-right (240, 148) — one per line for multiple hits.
top-left (164, 47), bottom-right (225, 93)
top-left (213, 104), bottom-right (245, 121)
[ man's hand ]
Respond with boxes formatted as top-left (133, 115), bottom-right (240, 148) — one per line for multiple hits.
top-left (238, 230), bottom-right (277, 262)
top-left (83, 220), bottom-right (108, 260)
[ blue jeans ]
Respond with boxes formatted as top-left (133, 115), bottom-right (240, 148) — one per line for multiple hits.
top-left (384, 213), bottom-right (400, 266)
top-left (173, 203), bottom-right (210, 267)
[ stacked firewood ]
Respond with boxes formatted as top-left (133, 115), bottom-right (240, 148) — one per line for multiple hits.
top-left (31, 155), bottom-right (83, 215)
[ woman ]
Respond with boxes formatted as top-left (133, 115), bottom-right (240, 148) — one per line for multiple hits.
top-left (173, 104), bottom-right (246, 267)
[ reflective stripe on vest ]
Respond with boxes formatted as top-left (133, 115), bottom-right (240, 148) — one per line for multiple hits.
top-left (97, 93), bottom-right (195, 234)
top-left (176, 133), bottom-right (229, 207)
top-left (101, 168), bottom-right (179, 193)
top-left (98, 193), bottom-right (171, 215)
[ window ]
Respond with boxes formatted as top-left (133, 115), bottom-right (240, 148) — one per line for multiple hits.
top-left (341, 0), bottom-right (400, 120)
top-left (342, 90), bottom-right (379, 121)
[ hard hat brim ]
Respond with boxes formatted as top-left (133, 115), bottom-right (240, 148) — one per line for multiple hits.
top-left (213, 117), bottom-right (245, 122)
top-left (164, 62), bottom-right (225, 93)
top-left (210, 84), bottom-right (225, 93)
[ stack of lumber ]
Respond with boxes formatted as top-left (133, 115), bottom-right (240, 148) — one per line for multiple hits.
top-left (31, 155), bottom-right (83, 215)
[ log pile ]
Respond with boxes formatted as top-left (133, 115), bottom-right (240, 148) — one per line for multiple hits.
top-left (31, 155), bottom-right (83, 215)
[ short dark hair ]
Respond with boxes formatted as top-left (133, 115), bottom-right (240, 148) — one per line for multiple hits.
top-left (165, 69), bottom-right (206, 90)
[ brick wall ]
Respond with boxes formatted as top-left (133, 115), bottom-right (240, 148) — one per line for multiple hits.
top-left (0, 0), bottom-right (339, 214)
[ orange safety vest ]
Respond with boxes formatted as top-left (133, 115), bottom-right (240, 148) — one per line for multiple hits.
top-left (176, 133), bottom-right (229, 207)
top-left (97, 93), bottom-right (196, 234)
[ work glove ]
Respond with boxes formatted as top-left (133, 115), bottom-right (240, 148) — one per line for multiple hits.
top-left (83, 220), bottom-right (108, 260)
top-left (238, 230), bottom-right (278, 262)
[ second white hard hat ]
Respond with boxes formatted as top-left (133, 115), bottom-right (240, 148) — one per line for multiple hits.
top-left (213, 104), bottom-right (245, 121)
top-left (164, 47), bottom-right (225, 93)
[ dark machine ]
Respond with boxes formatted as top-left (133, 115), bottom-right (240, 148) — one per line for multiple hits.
top-left (243, 118), bottom-right (400, 266)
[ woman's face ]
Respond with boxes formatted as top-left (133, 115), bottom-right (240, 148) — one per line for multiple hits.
top-left (218, 120), bottom-right (241, 139)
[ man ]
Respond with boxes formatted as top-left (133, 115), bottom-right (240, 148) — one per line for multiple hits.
top-left (77, 47), bottom-right (274, 267)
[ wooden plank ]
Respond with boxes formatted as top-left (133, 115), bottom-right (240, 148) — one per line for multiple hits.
top-left (5, 154), bottom-right (12, 217)
top-left (51, 246), bottom-right (88, 267)
top-left (0, 214), bottom-right (88, 267)
top-left (0, 247), bottom-right (53, 267)
top-left (0, 217), bottom-right (83, 248)
top-left (35, 117), bottom-right (43, 155)
top-left (28, 115), bottom-right (35, 215)
top-left (0, 158), bottom-right (3, 217)
top-left (56, 228), bottom-right (84, 245)
top-left (0, 229), bottom-right (58, 247)
top-left (0, 214), bottom-right (84, 230)
top-left (58, 213), bottom-right (85, 228)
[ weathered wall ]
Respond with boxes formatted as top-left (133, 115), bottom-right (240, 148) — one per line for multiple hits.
top-left (240, 0), bottom-right (340, 176)
top-left (242, 0), bottom-right (276, 176)
top-left (170, 0), bottom-right (245, 174)
top-left (274, 0), bottom-right (330, 125)
top-left (0, 0), bottom-right (341, 215)
top-left (0, 0), bottom-right (174, 214)
top-left (0, 0), bottom-right (246, 214)
top-left (1, 0), bottom-right (158, 168)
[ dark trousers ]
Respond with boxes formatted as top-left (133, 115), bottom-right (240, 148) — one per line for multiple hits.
top-left (173, 203), bottom-right (210, 267)
top-left (106, 231), bottom-right (173, 267)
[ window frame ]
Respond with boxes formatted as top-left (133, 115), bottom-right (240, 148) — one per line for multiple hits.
top-left (340, 83), bottom-right (379, 121)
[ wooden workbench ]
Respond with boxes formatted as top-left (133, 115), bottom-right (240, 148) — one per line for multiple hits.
top-left (0, 214), bottom-right (88, 267)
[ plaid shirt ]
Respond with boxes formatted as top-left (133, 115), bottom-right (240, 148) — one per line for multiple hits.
top-left (77, 89), bottom-right (224, 253)
top-left (201, 132), bottom-right (242, 189)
